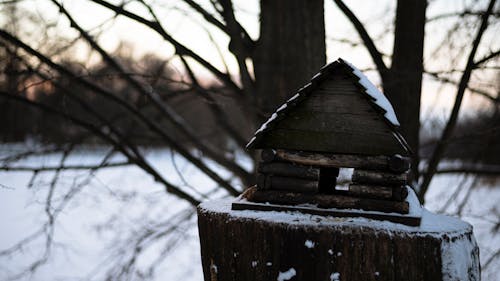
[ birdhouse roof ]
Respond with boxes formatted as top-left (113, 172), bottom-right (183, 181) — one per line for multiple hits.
top-left (247, 58), bottom-right (411, 156)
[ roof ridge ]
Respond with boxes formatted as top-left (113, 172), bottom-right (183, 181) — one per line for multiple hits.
top-left (246, 58), bottom-right (406, 153)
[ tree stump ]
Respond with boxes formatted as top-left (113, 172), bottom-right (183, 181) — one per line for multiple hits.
top-left (198, 199), bottom-right (479, 281)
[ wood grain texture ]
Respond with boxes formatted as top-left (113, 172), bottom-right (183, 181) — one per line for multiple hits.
top-left (265, 129), bottom-right (405, 155)
top-left (198, 199), bottom-right (479, 281)
top-left (277, 150), bottom-right (389, 169)
top-left (352, 169), bottom-right (409, 185)
top-left (258, 162), bottom-right (320, 180)
top-left (257, 174), bottom-right (318, 193)
top-left (344, 184), bottom-right (408, 201)
top-left (275, 111), bottom-right (390, 133)
top-left (251, 67), bottom-right (410, 156)
top-left (244, 187), bottom-right (409, 214)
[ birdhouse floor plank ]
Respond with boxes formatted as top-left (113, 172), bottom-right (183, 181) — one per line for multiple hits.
top-left (231, 200), bottom-right (421, 226)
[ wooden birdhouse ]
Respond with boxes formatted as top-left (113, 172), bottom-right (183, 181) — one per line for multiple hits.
top-left (232, 58), bottom-right (421, 226)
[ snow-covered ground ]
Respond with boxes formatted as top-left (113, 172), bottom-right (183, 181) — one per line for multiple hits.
top-left (0, 146), bottom-right (498, 280)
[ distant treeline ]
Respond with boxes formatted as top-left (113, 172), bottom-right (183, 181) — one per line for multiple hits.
top-left (0, 50), bottom-right (250, 149)
top-left (421, 111), bottom-right (500, 165)
top-left (1, 48), bottom-right (499, 164)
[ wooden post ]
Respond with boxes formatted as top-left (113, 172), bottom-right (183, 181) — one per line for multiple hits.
top-left (198, 199), bottom-right (480, 281)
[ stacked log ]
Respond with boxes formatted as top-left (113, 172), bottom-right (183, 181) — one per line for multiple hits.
top-left (257, 151), bottom-right (320, 193)
top-left (253, 149), bottom-right (412, 214)
top-left (342, 169), bottom-right (409, 201)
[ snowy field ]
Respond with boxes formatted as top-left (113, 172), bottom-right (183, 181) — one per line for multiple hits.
top-left (0, 145), bottom-right (498, 280)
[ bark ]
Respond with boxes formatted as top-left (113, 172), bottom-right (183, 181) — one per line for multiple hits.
top-left (244, 187), bottom-right (409, 214)
top-left (254, 0), bottom-right (326, 119)
top-left (276, 150), bottom-right (410, 172)
top-left (198, 200), bottom-right (480, 281)
top-left (352, 169), bottom-right (409, 186)
top-left (258, 162), bottom-right (320, 180)
top-left (257, 174), bottom-right (319, 193)
top-left (384, 0), bottom-right (427, 182)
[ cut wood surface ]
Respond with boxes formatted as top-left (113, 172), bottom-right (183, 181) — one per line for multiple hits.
top-left (258, 162), bottom-right (319, 179)
top-left (257, 174), bottom-right (318, 193)
top-left (388, 154), bottom-right (411, 173)
top-left (352, 169), bottom-right (408, 185)
top-left (198, 199), bottom-right (480, 281)
top-left (345, 184), bottom-right (408, 201)
top-left (243, 187), bottom-right (409, 214)
top-left (261, 149), bottom-right (279, 162)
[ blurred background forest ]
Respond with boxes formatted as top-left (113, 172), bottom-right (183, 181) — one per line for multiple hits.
top-left (0, 0), bottom-right (499, 280)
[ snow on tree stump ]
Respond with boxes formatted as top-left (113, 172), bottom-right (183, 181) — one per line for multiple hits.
top-left (197, 60), bottom-right (480, 281)
top-left (198, 195), bottom-right (479, 281)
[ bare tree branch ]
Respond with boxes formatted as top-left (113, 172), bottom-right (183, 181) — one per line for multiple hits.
top-left (483, 248), bottom-right (500, 270)
top-left (0, 161), bottom-right (131, 171)
top-left (424, 71), bottom-right (500, 103)
top-left (216, 0), bottom-right (255, 92)
top-left (435, 166), bottom-right (500, 176)
top-left (88, 0), bottom-right (241, 92)
top-left (0, 90), bottom-right (201, 206)
top-left (427, 10), bottom-right (500, 22)
top-left (52, 0), bottom-right (251, 187)
top-left (419, 0), bottom-right (498, 200)
top-left (332, 0), bottom-right (389, 80)
top-left (473, 49), bottom-right (500, 67)
top-left (0, 28), bottom-right (240, 196)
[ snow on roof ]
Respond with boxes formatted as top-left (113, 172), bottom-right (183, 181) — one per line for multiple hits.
top-left (342, 59), bottom-right (400, 126)
top-left (246, 58), bottom-right (401, 149)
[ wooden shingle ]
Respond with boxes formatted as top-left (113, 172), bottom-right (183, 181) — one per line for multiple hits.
top-left (247, 58), bottom-right (411, 156)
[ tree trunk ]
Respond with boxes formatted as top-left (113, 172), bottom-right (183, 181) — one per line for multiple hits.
top-left (384, 0), bottom-right (427, 183)
top-left (198, 199), bottom-right (480, 281)
top-left (254, 0), bottom-right (326, 120)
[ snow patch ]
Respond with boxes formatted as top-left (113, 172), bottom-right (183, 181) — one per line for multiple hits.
top-left (251, 261), bottom-right (258, 268)
top-left (277, 103), bottom-right (288, 112)
top-left (277, 268), bottom-right (296, 281)
top-left (287, 93), bottom-right (300, 103)
top-left (201, 198), bottom-right (471, 235)
top-left (406, 187), bottom-right (423, 217)
top-left (255, 113), bottom-right (278, 134)
top-left (304, 240), bottom-right (315, 248)
top-left (441, 234), bottom-right (479, 281)
top-left (210, 264), bottom-right (218, 274)
top-left (247, 136), bottom-right (256, 147)
top-left (312, 72), bottom-right (322, 80)
top-left (330, 272), bottom-right (340, 281)
top-left (343, 59), bottom-right (400, 126)
top-left (328, 249), bottom-right (334, 255)
top-left (266, 262), bottom-right (273, 266)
